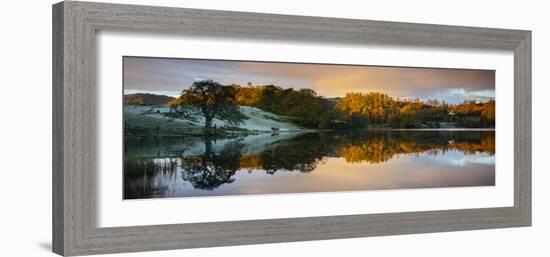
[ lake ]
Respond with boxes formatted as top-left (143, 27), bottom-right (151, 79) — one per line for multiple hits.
top-left (123, 130), bottom-right (495, 199)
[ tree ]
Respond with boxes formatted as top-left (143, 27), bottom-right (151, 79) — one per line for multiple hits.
top-left (235, 85), bottom-right (263, 106)
top-left (170, 80), bottom-right (245, 129)
top-left (480, 100), bottom-right (496, 126)
top-left (385, 100), bottom-right (401, 126)
top-left (399, 103), bottom-right (417, 128)
top-left (258, 85), bottom-right (283, 112)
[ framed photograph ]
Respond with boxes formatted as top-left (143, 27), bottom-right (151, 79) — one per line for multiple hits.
top-left (52, 1), bottom-right (531, 256)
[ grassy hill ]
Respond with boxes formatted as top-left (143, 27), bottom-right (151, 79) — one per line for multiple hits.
top-left (124, 105), bottom-right (304, 137)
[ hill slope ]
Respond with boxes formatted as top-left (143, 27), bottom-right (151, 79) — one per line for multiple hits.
top-left (123, 93), bottom-right (175, 105)
top-left (124, 105), bottom-right (304, 136)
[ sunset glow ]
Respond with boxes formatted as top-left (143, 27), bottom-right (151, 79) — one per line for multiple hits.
top-left (124, 57), bottom-right (495, 104)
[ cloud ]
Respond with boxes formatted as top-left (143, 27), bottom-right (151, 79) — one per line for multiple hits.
top-left (124, 57), bottom-right (494, 103)
top-left (123, 57), bottom-right (238, 92)
top-left (444, 88), bottom-right (495, 102)
top-left (237, 62), bottom-right (495, 99)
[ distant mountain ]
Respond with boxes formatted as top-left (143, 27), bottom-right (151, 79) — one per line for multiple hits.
top-left (123, 93), bottom-right (175, 106)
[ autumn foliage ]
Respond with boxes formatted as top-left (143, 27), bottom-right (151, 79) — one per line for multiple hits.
top-left (169, 80), bottom-right (495, 129)
top-left (230, 83), bottom-right (495, 129)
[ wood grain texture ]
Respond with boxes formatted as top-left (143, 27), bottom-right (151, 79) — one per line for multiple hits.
top-left (52, 1), bottom-right (532, 256)
top-left (52, 2), bottom-right (65, 255)
top-left (514, 32), bottom-right (532, 224)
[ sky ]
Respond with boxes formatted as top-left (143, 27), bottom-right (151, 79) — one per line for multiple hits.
top-left (123, 56), bottom-right (495, 104)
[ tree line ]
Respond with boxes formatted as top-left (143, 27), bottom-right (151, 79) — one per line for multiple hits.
top-left (168, 80), bottom-right (495, 129)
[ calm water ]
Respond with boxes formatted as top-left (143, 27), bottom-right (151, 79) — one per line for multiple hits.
top-left (123, 130), bottom-right (495, 199)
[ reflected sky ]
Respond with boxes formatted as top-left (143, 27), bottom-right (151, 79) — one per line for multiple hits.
top-left (123, 131), bottom-right (495, 199)
top-left (143, 151), bottom-right (493, 197)
top-left (201, 151), bottom-right (495, 196)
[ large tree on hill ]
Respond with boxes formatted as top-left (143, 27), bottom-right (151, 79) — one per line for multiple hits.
top-left (169, 80), bottom-right (245, 129)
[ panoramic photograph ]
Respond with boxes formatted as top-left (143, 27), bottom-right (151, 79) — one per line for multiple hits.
top-left (122, 56), bottom-right (496, 199)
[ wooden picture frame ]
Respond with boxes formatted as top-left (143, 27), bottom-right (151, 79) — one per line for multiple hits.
top-left (52, 1), bottom-right (531, 256)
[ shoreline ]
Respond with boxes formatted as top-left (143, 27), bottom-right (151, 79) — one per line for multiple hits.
top-left (125, 127), bottom-right (495, 140)
top-left (368, 127), bottom-right (495, 131)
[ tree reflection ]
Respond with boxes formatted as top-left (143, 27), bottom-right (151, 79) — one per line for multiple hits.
top-left (124, 130), bottom-right (496, 196)
top-left (258, 133), bottom-right (333, 173)
top-left (179, 138), bottom-right (242, 190)
top-left (337, 131), bottom-right (496, 164)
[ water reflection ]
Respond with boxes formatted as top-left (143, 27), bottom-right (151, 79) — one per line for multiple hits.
top-left (124, 130), bottom-right (495, 199)
top-left (179, 140), bottom-right (242, 190)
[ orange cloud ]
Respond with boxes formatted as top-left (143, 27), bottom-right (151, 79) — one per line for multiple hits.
top-left (237, 61), bottom-right (494, 98)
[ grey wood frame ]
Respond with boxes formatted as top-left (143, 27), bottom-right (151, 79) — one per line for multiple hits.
top-left (52, 1), bottom-right (531, 256)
